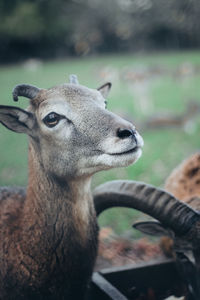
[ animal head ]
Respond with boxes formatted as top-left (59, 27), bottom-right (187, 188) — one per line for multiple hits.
top-left (0, 75), bottom-right (143, 179)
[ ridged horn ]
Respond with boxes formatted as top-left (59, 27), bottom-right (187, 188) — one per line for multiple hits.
top-left (69, 74), bottom-right (79, 84)
top-left (93, 180), bottom-right (200, 237)
top-left (12, 84), bottom-right (41, 102)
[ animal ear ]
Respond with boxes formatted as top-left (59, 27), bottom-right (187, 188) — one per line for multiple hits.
top-left (97, 82), bottom-right (112, 98)
top-left (133, 221), bottom-right (171, 237)
top-left (0, 105), bottom-right (35, 134)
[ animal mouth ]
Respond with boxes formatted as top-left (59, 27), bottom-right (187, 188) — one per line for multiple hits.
top-left (109, 146), bottom-right (140, 156)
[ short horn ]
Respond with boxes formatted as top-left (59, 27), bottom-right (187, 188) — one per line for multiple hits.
top-left (69, 74), bottom-right (79, 85)
top-left (93, 180), bottom-right (200, 237)
top-left (12, 84), bottom-right (41, 102)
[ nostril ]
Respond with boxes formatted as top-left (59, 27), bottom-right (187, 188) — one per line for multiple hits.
top-left (117, 128), bottom-right (136, 139)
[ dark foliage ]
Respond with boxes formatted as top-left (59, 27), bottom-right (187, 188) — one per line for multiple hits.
top-left (1, 0), bottom-right (200, 62)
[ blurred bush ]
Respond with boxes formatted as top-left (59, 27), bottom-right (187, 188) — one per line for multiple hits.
top-left (1, 0), bottom-right (200, 62)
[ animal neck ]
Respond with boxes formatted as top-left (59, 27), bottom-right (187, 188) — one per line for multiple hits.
top-left (4, 144), bottom-right (98, 298)
top-left (24, 144), bottom-right (94, 245)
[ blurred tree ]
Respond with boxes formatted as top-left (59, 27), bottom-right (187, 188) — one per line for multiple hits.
top-left (0, 0), bottom-right (200, 62)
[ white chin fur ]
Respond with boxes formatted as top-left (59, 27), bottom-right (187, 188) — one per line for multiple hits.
top-left (77, 148), bottom-right (142, 176)
top-left (95, 147), bottom-right (142, 169)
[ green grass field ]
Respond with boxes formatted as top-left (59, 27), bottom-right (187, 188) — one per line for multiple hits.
top-left (1, 51), bottom-right (200, 234)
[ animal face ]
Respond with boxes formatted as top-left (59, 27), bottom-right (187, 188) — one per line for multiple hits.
top-left (0, 81), bottom-right (143, 178)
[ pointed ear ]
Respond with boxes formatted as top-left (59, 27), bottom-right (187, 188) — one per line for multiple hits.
top-left (133, 221), bottom-right (171, 237)
top-left (0, 105), bottom-right (35, 134)
top-left (97, 82), bottom-right (112, 98)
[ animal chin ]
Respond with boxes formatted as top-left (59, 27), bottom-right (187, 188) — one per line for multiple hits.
top-left (104, 147), bottom-right (142, 168)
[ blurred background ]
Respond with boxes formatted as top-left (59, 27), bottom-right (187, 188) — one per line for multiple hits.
top-left (1, 0), bottom-right (200, 236)
top-left (1, 0), bottom-right (200, 62)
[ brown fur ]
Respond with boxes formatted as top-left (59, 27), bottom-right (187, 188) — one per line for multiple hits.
top-left (165, 152), bottom-right (200, 210)
top-left (163, 153), bottom-right (200, 255)
top-left (0, 146), bottom-right (98, 299)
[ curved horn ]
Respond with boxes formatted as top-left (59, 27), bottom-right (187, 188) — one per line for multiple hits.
top-left (12, 84), bottom-right (41, 102)
top-left (93, 180), bottom-right (200, 237)
top-left (69, 74), bottom-right (79, 85)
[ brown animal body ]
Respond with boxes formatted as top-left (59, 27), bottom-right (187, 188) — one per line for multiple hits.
top-left (0, 76), bottom-right (144, 299)
top-left (165, 152), bottom-right (200, 210)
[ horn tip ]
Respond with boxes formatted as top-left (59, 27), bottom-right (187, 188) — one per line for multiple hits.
top-left (12, 91), bottom-right (18, 102)
top-left (69, 74), bottom-right (79, 84)
top-left (12, 84), bottom-right (20, 101)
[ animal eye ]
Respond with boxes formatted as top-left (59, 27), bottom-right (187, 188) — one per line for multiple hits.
top-left (43, 112), bottom-right (61, 128)
top-left (104, 100), bottom-right (108, 109)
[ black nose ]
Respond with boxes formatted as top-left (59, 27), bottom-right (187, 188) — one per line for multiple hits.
top-left (117, 128), bottom-right (137, 141)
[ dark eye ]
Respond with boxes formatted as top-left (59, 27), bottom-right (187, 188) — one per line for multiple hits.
top-left (43, 112), bottom-right (61, 128)
top-left (104, 100), bottom-right (108, 109)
